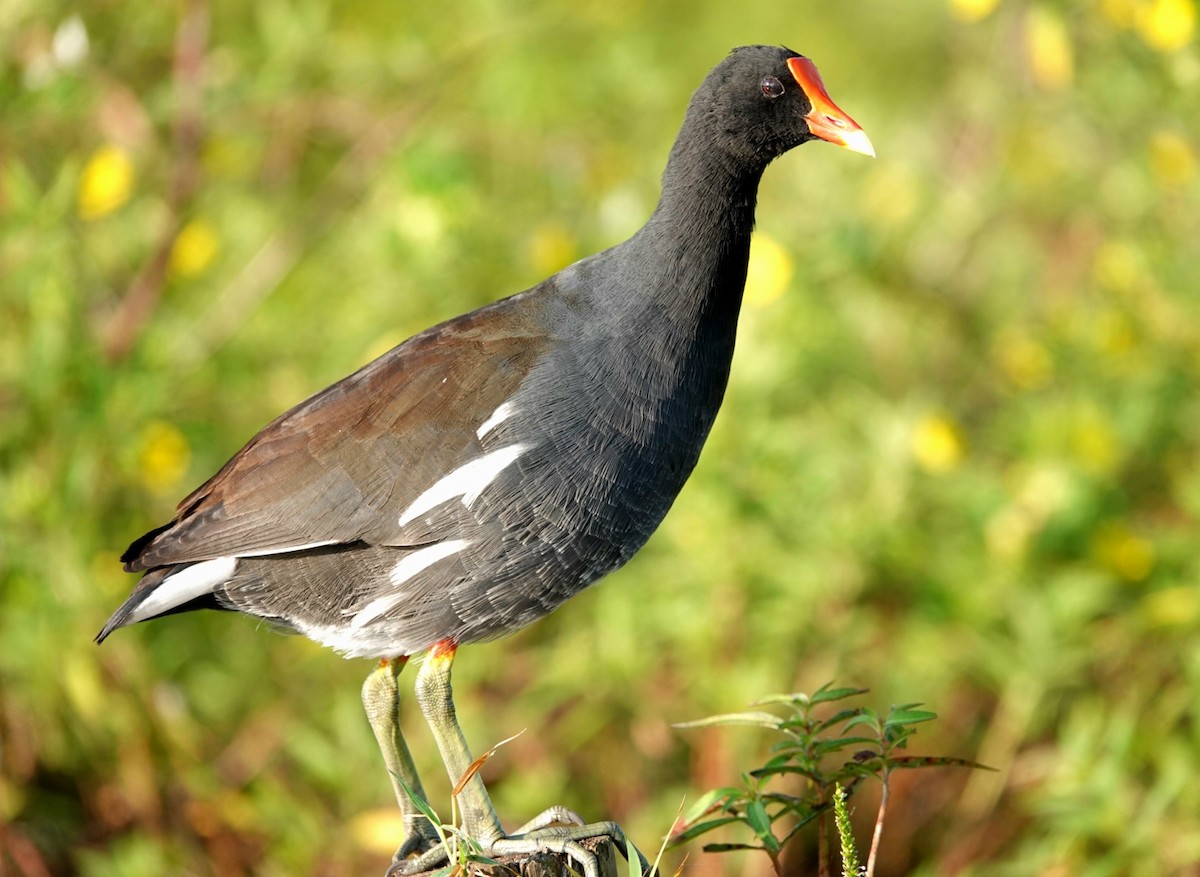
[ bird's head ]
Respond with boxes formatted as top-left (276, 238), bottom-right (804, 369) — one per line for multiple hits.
top-left (695, 45), bottom-right (875, 165)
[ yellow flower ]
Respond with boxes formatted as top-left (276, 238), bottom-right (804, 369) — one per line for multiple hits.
top-left (1092, 239), bottom-right (1142, 292)
top-left (911, 415), bottom-right (966, 473)
top-left (1092, 520), bottom-right (1155, 581)
top-left (349, 807), bottom-right (407, 855)
top-left (169, 219), bottom-right (220, 278)
top-left (1141, 586), bottom-right (1200, 627)
top-left (63, 652), bottom-right (105, 723)
top-left (138, 420), bottom-right (191, 495)
top-left (528, 222), bottom-right (577, 276)
top-left (949, 0), bottom-right (1001, 22)
top-left (993, 328), bottom-right (1054, 390)
top-left (77, 145), bottom-right (134, 220)
top-left (1148, 129), bottom-right (1196, 189)
top-left (986, 505), bottom-right (1035, 559)
top-left (1070, 407), bottom-right (1119, 475)
top-left (1095, 309), bottom-right (1137, 357)
top-left (744, 233), bottom-right (794, 308)
top-left (1026, 7), bottom-right (1074, 90)
top-left (1137, 0), bottom-right (1195, 51)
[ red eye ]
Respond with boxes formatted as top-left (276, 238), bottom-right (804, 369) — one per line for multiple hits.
top-left (761, 76), bottom-right (785, 98)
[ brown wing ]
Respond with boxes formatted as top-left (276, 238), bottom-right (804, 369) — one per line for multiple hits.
top-left (124, 297), bottom-right (552, 572)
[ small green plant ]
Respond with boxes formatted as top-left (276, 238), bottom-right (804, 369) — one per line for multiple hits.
top-left (397, 775), bottom-right (506, 877)
top-left (669, 683), bottom-right (986, 877)
top-left (832, 784), bottom-right (859, 877)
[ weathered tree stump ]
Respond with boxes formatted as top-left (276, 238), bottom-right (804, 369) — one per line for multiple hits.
top-left (410, 836), bottom-right (623, 877)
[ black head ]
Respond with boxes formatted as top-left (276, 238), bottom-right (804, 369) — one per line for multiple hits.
top-left (689, 45), bottom-right (874, 166)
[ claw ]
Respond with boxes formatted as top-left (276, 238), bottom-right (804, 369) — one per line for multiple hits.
top-left (490, 819), bottom-right (649, 877)
top-left (386, 820), bottom-right (445, 876)
top-left (387, 816), bottom-right (648, 877)
top-left (513, 804), bottom-right (587, 834)
top-left (393, 842), bottom-right (451, 876)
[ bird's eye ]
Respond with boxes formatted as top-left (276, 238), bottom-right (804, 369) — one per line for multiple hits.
top-left (761, 76), bottom-right (785, 98)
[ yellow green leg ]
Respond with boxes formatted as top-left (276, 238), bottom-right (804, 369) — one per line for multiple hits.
top-left (361, 657), bottom-right (441, 870)
top-left (399, 640), bottom-right (650, 877)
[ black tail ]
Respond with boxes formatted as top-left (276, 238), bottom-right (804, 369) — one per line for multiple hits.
top-left (95, 568), bottom-right (172, 643)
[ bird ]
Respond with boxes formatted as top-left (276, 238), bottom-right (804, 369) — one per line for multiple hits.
top-left (98, 44), bottom-right (873, 877)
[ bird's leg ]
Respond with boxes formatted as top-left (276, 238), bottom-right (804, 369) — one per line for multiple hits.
top-left (361, 657), bottom-right (442, 870)
top-left (411, 640), bottom-right (506, 846)
top-left (402, 640), bottom-right (651, 877)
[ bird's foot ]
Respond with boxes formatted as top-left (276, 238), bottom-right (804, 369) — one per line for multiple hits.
top-left (389, 814), bottom-right (649, 877)
top-left (383, 817), bottom-right (444, 877)
top-left (512, 804), bottom-right (586, 833)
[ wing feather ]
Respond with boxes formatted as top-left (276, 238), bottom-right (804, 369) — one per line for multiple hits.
top-left (124, 296), bottom-right (551, 571)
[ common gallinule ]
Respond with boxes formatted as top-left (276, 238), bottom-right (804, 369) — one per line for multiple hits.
top-left (98, 44), bottom-right (873, 876)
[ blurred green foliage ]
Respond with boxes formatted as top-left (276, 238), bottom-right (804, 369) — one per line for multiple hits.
top-left (2, 0), bottom-right (1198, 875)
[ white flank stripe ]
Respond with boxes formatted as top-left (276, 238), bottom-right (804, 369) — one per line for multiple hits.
top-left (476, 401), bottom-right (516, 440)
top-left (398, 443), bottom-right (528, 526)
top-left (128, 556), bottom-right (238, 623)
top-left (349, 539), bottom-right (470, 629)
top-left (231, 540), bottom-right (340, 559)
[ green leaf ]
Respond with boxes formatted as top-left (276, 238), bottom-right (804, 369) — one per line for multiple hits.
top-left (702, 842), bottom-right (762, 854)
top-left (669, 816), bottom-right (742, 845)
top-left (678, 787), bottom-right (742, 826)
top-left (816, 707), bottom-right (869, 732)
top-left (810, 686), bottom-right (870, 705)
top-left (673, 711), bottom-right (784, 730)
top-left (749, 763), bottom-right (821, 781)
top-left (887, 708), bottom-right (938, 726)
top-left (464, 852), bottom-right (506, 868)
top-left (841, 712), bottom-right (882, 734)
top-left (753, 693), bottom-right (805, 708)
top-left (813, 736), bottom-right (878, 756)
top-left (887, 754), bottom-right (994, 771)
top-left (758, 753), bottom-right (794, 771)
top-left (625, 838), bottom-right (642, 877)
top-left (746, 799), bottom-right (775, 842)
top-left (396, 777), bottom-right (442, 827)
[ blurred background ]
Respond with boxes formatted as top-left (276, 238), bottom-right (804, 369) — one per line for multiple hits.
top-left (2, 0), bottom-right (1198, 874)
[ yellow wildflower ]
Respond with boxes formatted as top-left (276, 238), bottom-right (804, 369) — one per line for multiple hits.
top-left (993, 328), bottom-right (1054, 390)
top-left (1092, 239), bottom-right (1142, 292)
top-left (986, 506), bottom-right (1035, 560)
top-left (138, 420), bottom-right (191, 495)
top-left (744, 233), bottom-right (794, 308)
top-left (911, 415), bottom-right (966, 474)
top-left (528, 222), bottom-right (577, 276)
top-left (1141, 586), bottom-right (1200, 627)
top-left (949, 0), bottom-right (1001, 22)
top-left (63, 652), bottom-right (105, 723)
top-left (77, 144), bottom-right (133, 220)
top-left (1092, 520), bottom-right (1155, 581)
top-left (349, 808), bottom-right (407, 855)
top-left (169, 219), bottom-right (220, 278)
top-left (1070, 407), bottom-right (1119, 475)
top-left (1148, 130), bottom-right (1196, 189)
top-left (1137, 0), bottom-right (1195, 51)
top-left (1026, 7), bottom-right (1074, 90)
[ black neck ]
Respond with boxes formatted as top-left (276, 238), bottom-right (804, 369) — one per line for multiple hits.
top-left (630, 110), bottom-right (768, 327)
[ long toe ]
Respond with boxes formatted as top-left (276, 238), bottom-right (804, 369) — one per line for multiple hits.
top-left (495, 819), bottom-right (650, 876)
top-left (386, 835), bottom-right (448, 877)
top-left (513, 804), bottom-right (587, 834)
